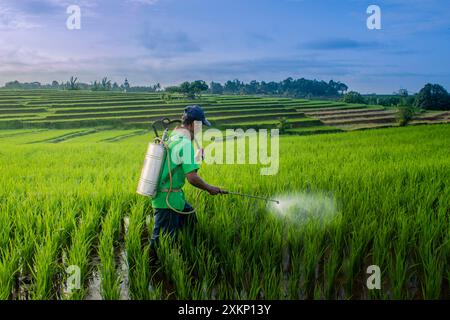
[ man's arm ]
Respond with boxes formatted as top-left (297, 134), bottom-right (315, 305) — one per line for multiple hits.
top-left (186, 171), bottom-right (226, 195)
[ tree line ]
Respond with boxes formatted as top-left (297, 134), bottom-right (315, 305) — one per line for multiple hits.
top-left (2, 78), bottom-right (162, 93)
top-left (3, 77), bottom-right (449, 110)
top-left (342, 83), bottom-right (450, 111)
top-left (208, 78), bottom-right (348, 97)
top-left (2, 77), bottom-right (348, 98)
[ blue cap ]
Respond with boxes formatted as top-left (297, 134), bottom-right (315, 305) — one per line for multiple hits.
top-left (184, 105), bottom-right (211, 126)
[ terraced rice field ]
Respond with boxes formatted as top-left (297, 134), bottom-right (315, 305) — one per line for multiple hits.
top-left (0, 90), bottom-right (446, 135)
top-left (300, 106), bottom-right (449, 131)
top-left (1, 124), bottom-right (449, 300)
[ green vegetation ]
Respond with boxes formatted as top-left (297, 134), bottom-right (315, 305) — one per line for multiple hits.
top-left (344, 84), bottom-right (450, 111)
top-left (415, 83), bottom-right (450, 111)
top-left (3, 77), bottom-right (347, 98)
top-left (342, 91), bottom-right (366, 104)
top-left (0, 90), bottom-right (446, 132)
top-left (396, 105), bottom-right (419, 127)
top-left (0, 124), bottom-right (449, 300)
top-left (166, 80), bottom-right (209, 99)
top-left (0, 90), bottom-right (449, 300)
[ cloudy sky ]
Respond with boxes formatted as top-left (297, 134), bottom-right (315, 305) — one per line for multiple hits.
top-left (0, 0), bottom-right (449, 93)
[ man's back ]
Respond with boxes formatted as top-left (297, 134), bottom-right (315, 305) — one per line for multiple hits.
top-left (151, 128), bottom-right (200, 211)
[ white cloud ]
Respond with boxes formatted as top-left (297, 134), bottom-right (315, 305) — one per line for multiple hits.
top-left (0, 4), bottom-right (39, 30)
top-left (37, 0), bottom-right (98, 8)
top-left (127, 0), bottom-right (159, 5)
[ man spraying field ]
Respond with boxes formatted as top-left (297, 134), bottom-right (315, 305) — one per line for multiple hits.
top-left (149, 105), bottom-right (226, 250)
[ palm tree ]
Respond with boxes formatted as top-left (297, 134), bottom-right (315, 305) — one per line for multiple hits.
top-left (66, 76), bottom-right (78, 90)
top-left (101, 77), bottom-right (111, 91)
top-left (91, 81), bottom-right (100, 91)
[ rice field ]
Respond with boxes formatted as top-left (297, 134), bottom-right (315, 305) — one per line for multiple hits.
top-left (1, 90), bottom-right (447, 131)
top-left (1, 123), bottom-right (449, 300)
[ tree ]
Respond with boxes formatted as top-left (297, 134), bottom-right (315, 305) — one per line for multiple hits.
top-left (337, 82), bottom-right (349, 95)
top-left (123, 78), bottom-right (130, 92)
top-left (51, 81), bottom-right (59, 88)
top-left (171, 81), bottom-right (209, 99)
top-left (91, 81), bottom-right (100, 91)
top-left (277, 117), bottom-right (292, 134)
top-left (414, 83), bottom-right (450, 110)
top-left (342, 91), bottom-right (366, 104)
top-left (224, 79), bottom-right (242, 93)
top-left (66, 76), bottom-right (78, 90)
top-left (190, 80), bottom-right (208, 97)
top-left (396, 99), bottom-right (419, 127)
top-left (101, 77), bottom-right (111, 91)
top-left (179, 82), bottom-right (193, 99)
top-left (152, 83), bottom-right (161, 92)
top-left (165, 86), bottom-right (181, 94)
top-left (210, 81), bottom-right (224, 94)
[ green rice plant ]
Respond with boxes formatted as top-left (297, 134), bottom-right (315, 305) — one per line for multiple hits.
top-left (300, 222), bottom-right (326, 298)
top-left (260, 267), bottom-right (284, 299)
top-left (287, 251), bottom-right (303, 299)
top-left (64, 201), bottom-right (104, 300)
top-left (177, 234), bottom-right (219, 300)
top-left (31, 232), bottom-right (59, 300)
top-left (417, 206), bottom-right (446, 299)
top-left (98, 203), bottom-right (122, 300)
top-left (27, 199), bottom-right (77, 300)
top-left (157, 234), bottom-right (192, 299)
top-left (388, 212), bottom-right (413, 299)
top-left (370, 218), bottom-right (393, 299)
top-left (0, 209), bottom-right (12, 254)
top-left (323, 219), bottom-right (344, 299)
top-left (342, 219), bottom-right (375, 297)
top-left (0, 244), bottom-right (19, 299)
top-left (129, 244), bottom-right (152, 299)
top-left (125, 200), bottom-right (154, 299)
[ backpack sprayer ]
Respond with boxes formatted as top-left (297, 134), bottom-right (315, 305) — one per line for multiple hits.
top-left (136, 118), bottom-right (175, 198)
top-left (136, 118), bottom-right (279, 213)
top-left (136, 118), bottom-right (197, 215)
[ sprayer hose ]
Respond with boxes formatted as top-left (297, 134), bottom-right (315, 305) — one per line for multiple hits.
top-left (163, 142), bottom-right (198, 215)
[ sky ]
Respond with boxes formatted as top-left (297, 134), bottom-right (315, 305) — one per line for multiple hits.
top-left (0, 0), bottom-right (449, 93)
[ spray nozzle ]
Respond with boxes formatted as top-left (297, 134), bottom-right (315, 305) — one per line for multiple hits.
top-left (226, 191), bottom-right (279, 204)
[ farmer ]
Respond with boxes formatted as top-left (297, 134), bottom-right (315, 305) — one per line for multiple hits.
top-left (150, 105), bottom-right (226, 253)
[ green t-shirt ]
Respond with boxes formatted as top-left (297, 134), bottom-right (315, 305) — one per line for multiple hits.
top-left (151, 130), bottom-right (200, 211)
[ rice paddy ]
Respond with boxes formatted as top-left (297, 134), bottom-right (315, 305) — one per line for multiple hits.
top-left (0, 90), bottom-right (447, 131)
top-left (0, 90), bottom-right (449, 300)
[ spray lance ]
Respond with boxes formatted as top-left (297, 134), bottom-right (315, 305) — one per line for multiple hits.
top-left (136, 119), bottom-right (279, 213)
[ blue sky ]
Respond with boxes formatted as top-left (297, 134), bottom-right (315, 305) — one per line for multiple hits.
top-left (0, 0), bottom-right (449, 93)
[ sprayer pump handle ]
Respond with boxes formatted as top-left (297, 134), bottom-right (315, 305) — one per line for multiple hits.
top-left (152, 118), bottom-right (183, 138)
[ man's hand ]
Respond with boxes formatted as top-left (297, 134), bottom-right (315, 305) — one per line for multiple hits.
top-left (186, 171), bottom-right (227, 196)
top-left (206, 186), bottom-right (227, 196)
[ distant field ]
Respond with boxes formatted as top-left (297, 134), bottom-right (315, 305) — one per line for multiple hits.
top-left (0, 90), bottom-right (447, 134)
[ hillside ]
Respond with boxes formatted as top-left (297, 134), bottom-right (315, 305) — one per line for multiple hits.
top-left (0, 90), bottom-right (448, 133)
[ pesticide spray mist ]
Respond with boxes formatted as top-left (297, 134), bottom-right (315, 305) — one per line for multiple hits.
top-left (268, 192), bottom-right (340, 226)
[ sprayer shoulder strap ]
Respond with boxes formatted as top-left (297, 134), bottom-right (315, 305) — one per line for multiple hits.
top-left (160, 141), bottom-right (183, 187)
top-left (160, 163), bottom-right (182, 187)
top-left (159, 135), bottom-right (189, 188)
